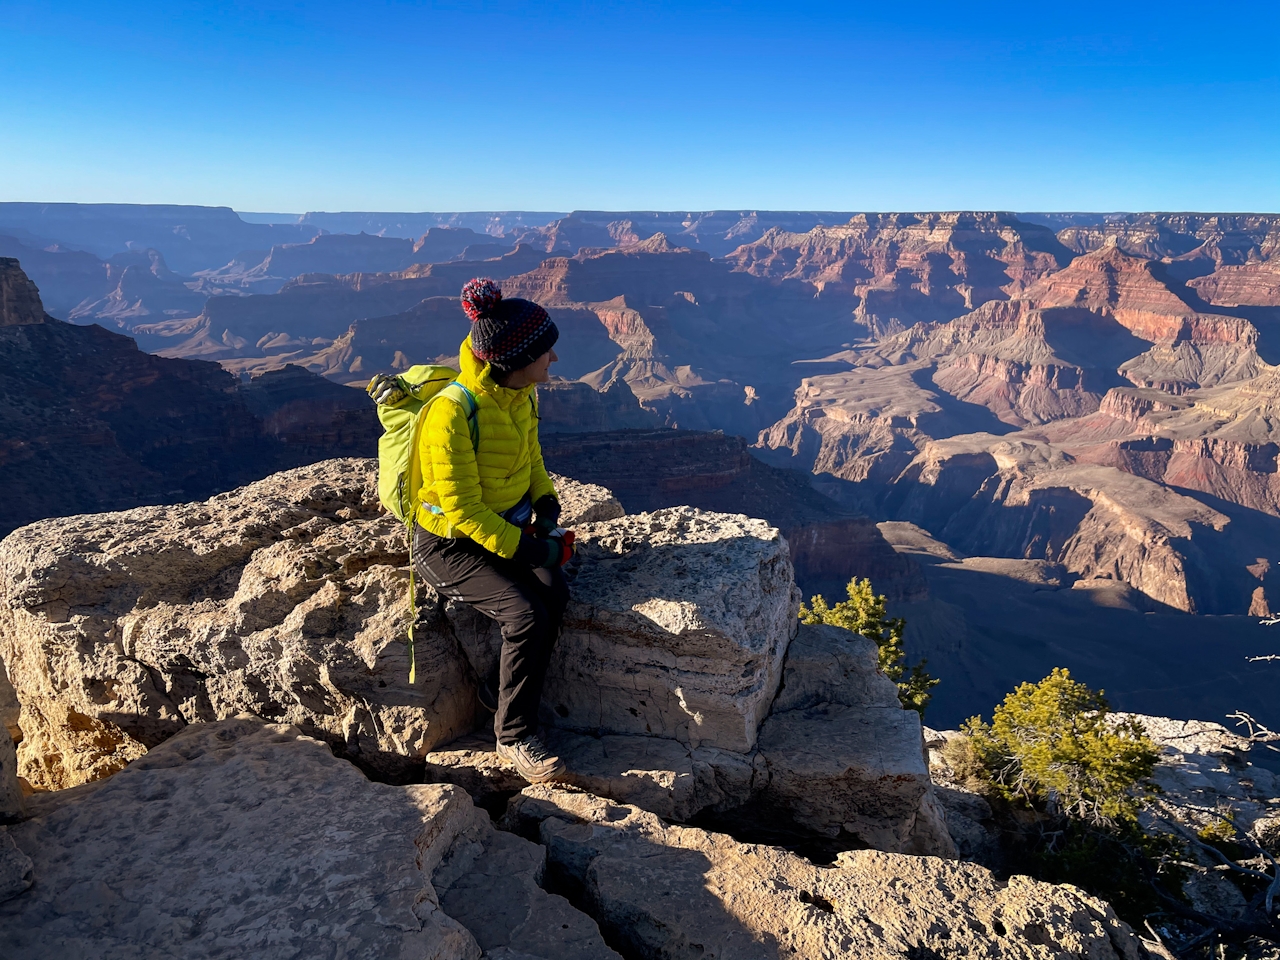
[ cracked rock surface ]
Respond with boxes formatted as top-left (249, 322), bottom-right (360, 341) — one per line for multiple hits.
top-left (504, 785), bottom-right (1147, 960)
top-left (0, 716), bottom-right (618, 960)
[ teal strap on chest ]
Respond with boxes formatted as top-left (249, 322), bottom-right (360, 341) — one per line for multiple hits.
top-left (446, 381), bottom-right (480, 452)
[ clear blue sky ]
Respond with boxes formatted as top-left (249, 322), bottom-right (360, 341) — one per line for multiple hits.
top-left (2, 1), bottom-right (1277, 212)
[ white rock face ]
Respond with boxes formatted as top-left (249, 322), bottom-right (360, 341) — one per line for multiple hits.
top-left (547, 507), bottom-right (802, 753)
top-left (505, 786), bottom-right (1147, 960)
top-left (0, 459), bottom-right (475, 790)
top-left (0, 716), bottom-right (619, 960)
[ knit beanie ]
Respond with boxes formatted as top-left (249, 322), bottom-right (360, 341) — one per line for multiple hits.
top-left (460, 277), bottom-right (558, 375)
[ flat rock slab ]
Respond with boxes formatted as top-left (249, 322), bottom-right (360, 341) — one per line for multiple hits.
top-left (0, 716), bottom-right (483, 959)
top-left (425, 730), bottom-right (757, 822)
top-left (505, 787), bottom-right (1147, 960)
top-left (1, 717), bottom-right (619, 960)
top-left (547, 507), bottom-right (801, 753)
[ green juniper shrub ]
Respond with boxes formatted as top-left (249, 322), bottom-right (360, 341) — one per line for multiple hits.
top-left (798, 577), bottom-right (938, 716)
top-left (956, 668), bottom-right (1183, 926)
top-left (961, 667), bottom-right (1160, 827)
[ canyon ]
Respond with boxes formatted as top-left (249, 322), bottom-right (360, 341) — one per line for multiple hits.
top-left (0, 258), bottom-right (380, 539)
top-left (4, 205), bottom-right (1280, 733)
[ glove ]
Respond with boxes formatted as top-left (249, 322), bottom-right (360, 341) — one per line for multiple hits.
top-left (366, 373), bottom-right (408, 406)
top-left (531, 495), bottom-right (561, 537)
top-left (513, 532), bottom-right (576, 569)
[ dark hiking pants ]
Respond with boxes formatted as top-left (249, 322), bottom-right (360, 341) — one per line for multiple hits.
top-left (413, 525), bottom-right (569, 745)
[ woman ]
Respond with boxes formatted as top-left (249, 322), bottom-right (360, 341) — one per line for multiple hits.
top-left (413, 278), bottom-right (570, 783)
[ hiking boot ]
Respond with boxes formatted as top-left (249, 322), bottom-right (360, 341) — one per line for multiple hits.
top-left (496, 736), bottom-right (566, 783)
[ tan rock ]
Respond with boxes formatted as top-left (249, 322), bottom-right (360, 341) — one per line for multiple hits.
top-left (546, 507), bottom-right (802, 753)
top-left (0, 658), bottom-right (22, 820)
top-left (428, 622), bottom-right (951, 856)
top-left (0, 716), bottom-right (620, 959)
top-left (548, 472), bottom-right (624, 526)
top-left (757, 702), bottom-right (951, 853)
top-left (0, 717), bottom-right (483, 958)
top-left (506, 786), bottom-right (1147, 960)
top-left (0, 458), bottom-right (475, 790)
top-left (425, 730), bottom-right (758, 823)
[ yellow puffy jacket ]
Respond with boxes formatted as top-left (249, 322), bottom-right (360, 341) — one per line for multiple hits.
top-left (415, 336), bottom-right (557, 557)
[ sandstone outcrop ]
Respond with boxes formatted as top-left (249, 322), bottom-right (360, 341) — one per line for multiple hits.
top-left (1056, 214), bottom-right (1280, 264)
top-left (67, 249), bottom-right (206, 327)
top-left (504, 786), bottom-right (1147, 960)
top-left (1189, 257), bottom-right (1280, 308)
top-left (537, 378), bottom-right (663, 433)
top-left (138, 245), bottom-right (547, 363)
top-left (498, 243), bottom-right (856, 434)
top-left (0, 716), bottom-right (619, 959)
top-left (0, 202), bottom-right (320, 274)
top-left (0, 257), bottom-right (47, 326)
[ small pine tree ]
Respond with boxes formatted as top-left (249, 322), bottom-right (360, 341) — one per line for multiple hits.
top-left (961, 667), bottom-right (1159, 828)
top-left (798, 577), bottom-right (938, 716)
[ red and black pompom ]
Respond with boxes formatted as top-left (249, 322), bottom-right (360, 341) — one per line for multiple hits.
top-left (460, 277), bottom-right (503, 322)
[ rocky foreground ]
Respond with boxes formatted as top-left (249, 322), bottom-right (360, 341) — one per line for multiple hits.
top-left (0, 459), bottom-right (1157, 957)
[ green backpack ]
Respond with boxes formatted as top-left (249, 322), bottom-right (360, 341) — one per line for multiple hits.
top-left (372, 364), bottom-right (479, 683)
top-left (375, 364), bottom-right (479, 523)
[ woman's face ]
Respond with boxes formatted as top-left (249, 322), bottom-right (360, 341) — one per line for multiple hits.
top-left (527, 348), bottom-right (558, 383)
top-left (499, 348), bottom-right (558, 389)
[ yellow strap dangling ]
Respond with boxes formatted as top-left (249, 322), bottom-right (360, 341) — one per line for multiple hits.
top-left (407, 524), bottom-right (417, 685)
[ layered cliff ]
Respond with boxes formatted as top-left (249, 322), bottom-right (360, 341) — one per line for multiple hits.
top-left (725, 212), bottom-right (1074, 336)
top-left (0, 259), bottom-right (379, 538)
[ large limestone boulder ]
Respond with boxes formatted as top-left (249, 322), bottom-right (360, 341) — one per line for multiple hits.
top-left (757, 623), bottom-right (954, 854)
top-left (505, 786), bottom-right (1148, 960)
top-left (547, 507), bottom-right (802, 752)
top-left (427, 622), bottom-right (953, 856)
top-left (0, 716), bottom-right (619, 959)
top-left (0, 459), bottom-right (475, 790)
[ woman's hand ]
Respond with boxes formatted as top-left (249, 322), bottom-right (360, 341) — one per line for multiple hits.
top-left (531, 495), bottom-right (561, 536)
top-left (513, 531), bottom-right (575, 568)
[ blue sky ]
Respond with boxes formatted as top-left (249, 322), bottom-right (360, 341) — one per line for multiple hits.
top-left (2, 1), bottom-right (1277, 212)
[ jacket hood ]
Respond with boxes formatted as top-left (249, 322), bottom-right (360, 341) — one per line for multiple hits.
top-left (458, 336), bottom-right (535, 410)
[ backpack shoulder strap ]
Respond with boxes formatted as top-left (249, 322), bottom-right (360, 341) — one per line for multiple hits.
top-left (437, 381), bottom-right (481, 452)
